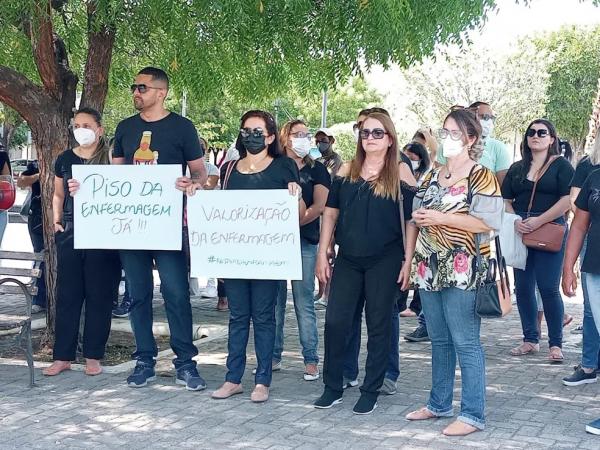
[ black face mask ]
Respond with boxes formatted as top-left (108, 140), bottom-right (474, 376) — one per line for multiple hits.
top-left (241, 135), bottom-right (266, 154)
top-left (317, 142), bottom-right (332, 155)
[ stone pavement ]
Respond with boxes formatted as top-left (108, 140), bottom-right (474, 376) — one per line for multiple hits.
top-left (1, 289), bottom-right (600, 449)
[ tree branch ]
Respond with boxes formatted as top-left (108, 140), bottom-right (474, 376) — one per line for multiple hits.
top-left (79, 1), bottom-right (116, 112)
top-left (31, 1), bottom-right (61, 98)
top-left (0, 66), bottom-right (54, 123)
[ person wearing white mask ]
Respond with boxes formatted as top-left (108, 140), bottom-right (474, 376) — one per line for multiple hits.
top-left (436, 102), bottom-right (511, 186)
top-left (43, 107), bottom-right (121, 377)
top-left (268, 119), bottom-right (331, 381)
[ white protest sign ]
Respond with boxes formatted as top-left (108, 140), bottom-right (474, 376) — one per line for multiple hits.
top-left (187, 190), bottom-right (302, 280)
top-left (72, 164), bottom-right (183, 250)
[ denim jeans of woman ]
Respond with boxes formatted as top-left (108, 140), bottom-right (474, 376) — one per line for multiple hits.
top-left (586, 274), bottom-right (600, 337)
top-left (513, 215), bottom-right (567, 348)
top-left (273, 239), bottom-right (319, 365)
top-left (579, 239), bottom-right (600, 370)
top-left (419, 287), bottom-right (486, 430)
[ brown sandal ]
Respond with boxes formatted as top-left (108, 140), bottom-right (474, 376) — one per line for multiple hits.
top-left (549, 346), bottom-right (564, 363)
top-left (509, 342), bottom-right (539, 356)
top-left (43, 361), bottom-right (71, 376)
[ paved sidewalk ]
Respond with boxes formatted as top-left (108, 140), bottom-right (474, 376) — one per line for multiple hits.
top-left (1, 291), bottom-right (600, 449)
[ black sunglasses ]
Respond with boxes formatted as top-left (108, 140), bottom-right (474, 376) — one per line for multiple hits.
top-left (526, 129), bottom-right (549, 138)
top-left (240, 127), bottom-right (266, 138)
top-left (130, 84), bottom-right (162, 94)
top-left (359, 128), bottom-right (387, 139)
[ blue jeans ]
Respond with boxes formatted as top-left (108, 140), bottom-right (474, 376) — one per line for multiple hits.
top-left (513, 216), bottom-right (566, 348)
top-left (585, 274), bottom-right (600, 336)
top-left (580, 239), bottom-right (600, 370)
top-left (224, 279), bottom-right (279, 386)
top-left (274, 240), bottom-right (319, 365)
top-left (420, 288), bottom-right (486, 430)
top-left (120, 249), bottom-right (197, 369)
top-left (0, 210), bottom-right (7, 247)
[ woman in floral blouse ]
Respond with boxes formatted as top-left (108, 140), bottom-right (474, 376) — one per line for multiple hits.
top-left (405, 109), bottom-right (503, 436)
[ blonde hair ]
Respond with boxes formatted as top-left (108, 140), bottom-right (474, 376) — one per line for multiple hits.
top-left (590, 127), bottom-right (600, 166)
top-left (280, 119), bottom-right (315, 168)
top-left (349, 112), bottom-right (399, 200)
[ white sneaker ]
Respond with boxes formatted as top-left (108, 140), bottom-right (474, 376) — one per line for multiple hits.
top-left (199, 286), bottom-right (218, 298)
top-left (303, 364), bottom-right (320, 381)
top-left (315, 298), bottom-right (328, 310)
top-left (31, 305), bottom-right (44, 314)
top-left (343, 378), bottom-right (359, 389)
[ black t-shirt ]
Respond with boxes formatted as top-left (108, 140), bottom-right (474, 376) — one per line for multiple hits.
top-left (54, 149), bottom-right (91, 223)
top-left (326, 176), bottom-right (413, 257)
top-left (220, 156), bottom-right (300, 190)
top-left (575, 168), bottom-right (600, 274)
top-left (570, 156), bottom-right (600, 188)
top-left (112, 112), bottom-right (203, 172)
top-left (501, 156), bottom-right (573, 216)
top-left (22, 161), bottom-right (41, 218)
top-left (299, 161), bottom-right (331, 244)
top-left (0, 152), bottom-right (11, 174)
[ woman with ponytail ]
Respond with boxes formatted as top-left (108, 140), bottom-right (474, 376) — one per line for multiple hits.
top-left (43, 107), bottom-right (121, 377)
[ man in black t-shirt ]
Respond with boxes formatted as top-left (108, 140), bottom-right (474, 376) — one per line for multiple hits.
top-left (112, 67), bottom-right (207, 391)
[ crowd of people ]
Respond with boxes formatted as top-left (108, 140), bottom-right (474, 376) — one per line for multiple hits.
top-left (3, 65), bottom-right (600, 436)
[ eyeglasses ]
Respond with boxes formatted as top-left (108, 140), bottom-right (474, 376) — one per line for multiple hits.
top-left (240, 127), bottom-right (266, 138)
top-left (359, 128), bottom-right (387, 139)
top-left (316, 139), bottom-right (330, 144)
top-left (130, 84), bottom-right (162, 94)
top-left (526, 128), bottom-right (549, 138)
top-left (290, 131), bottom-right (313, 139)
top-left (437, 128), bottom-right (463, 141)
top-left (479, 114), bottom-right (496, 121)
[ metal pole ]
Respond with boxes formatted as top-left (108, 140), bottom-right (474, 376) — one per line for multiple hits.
top-left (321, 89), bottom-right (328, 128)
top-left (182, 89), bottom-right (188, 118)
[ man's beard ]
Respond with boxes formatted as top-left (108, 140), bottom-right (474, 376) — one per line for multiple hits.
top-left (134, 98), bottom-right (144, 110)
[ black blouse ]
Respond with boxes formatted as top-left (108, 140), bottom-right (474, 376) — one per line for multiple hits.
top-left (501, 156), bottom-right (573, 215)
top-left (326, 176), bottom-right (414, 257)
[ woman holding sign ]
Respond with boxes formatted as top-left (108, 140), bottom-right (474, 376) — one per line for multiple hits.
top-left (314, 112), bottom-right (417, 415)
top-left (43, 108), bottom-right (121, 377)
top-left (211, 110), bottom-right (304, 403)
top-left (272, 120), bottom-right (331, 381)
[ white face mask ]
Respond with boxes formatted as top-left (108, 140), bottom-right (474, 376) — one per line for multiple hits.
top-left (291, 137), bottom-right (311, 158)
top-left (410, 160), bottom-right (420, 171)
top-left (480, 119), bottom-right (494, 138)
top-left (442, 137), bottom-right (464, 158)
top-left (73, 128), bottom-right (97, 146)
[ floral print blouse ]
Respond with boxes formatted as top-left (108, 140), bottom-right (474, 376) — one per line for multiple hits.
top-left (411, 165), bottom-right (503, 291)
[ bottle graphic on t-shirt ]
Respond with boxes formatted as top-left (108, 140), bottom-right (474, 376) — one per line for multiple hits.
top-left (133, 131), bottom-right (159, 165)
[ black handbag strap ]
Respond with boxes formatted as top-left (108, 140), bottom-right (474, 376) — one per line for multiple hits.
top-left (398, 183), bottom-right (406, 253)
top-left (475, 234), bottom-right (509, 290)
top-left (526, 155), bottom-right (560, 215)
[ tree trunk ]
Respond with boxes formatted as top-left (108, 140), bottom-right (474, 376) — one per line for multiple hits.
top-left (1, 121), bottom-right (14, 150)
top-left (30, 112), bottom-right (71, 346)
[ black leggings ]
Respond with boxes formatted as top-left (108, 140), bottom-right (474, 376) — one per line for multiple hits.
top-left (53, 227), bottom-right (120, 361)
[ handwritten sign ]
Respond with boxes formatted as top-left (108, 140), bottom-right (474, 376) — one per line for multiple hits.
top-left (72, 165), bottom-right (183, 250)
top-left (187, 190), bottom-right (302, 280)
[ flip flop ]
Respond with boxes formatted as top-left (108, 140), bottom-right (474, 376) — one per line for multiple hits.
top-left (549, 346), bottom-right (564, 363)
top-left (509, 342), bottom-right (539, 356)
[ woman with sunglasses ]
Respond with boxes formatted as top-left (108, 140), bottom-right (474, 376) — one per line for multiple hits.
top-left (405, 109), bottom-right (502, 436)
top-left (211, 110), bottom-right (304, 403)
top-left (313, 112), bottom-right (416, 415)
top-left (502, 120), bottom-right (573, 362)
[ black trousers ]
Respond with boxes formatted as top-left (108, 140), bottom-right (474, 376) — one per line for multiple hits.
top-left (323, 243), bottom-right (403, 397)
top-left (53, 227), bottom-right (120, 361)
top-left (397, 288), bottom-right (421, 314)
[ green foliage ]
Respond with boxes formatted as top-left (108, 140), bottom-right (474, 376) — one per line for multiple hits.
top-left (335, 132), bottom-right (359, 162)
top-left (0, 0), bottom-right (497, 109)
top-left (534, 25), bottom-right (600, 150)
top-left (399, 42), bottom-right (549, 144)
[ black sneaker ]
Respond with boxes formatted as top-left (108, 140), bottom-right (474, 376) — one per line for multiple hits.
top-left (314, 387), bottom-right (343, 409)
top-left (127, 362), bottom-right (156, 388)
top-left (404, 324), bottom-right (429, 342)
top-left (562, 364), bottom-right (597, 386)
top-left (112, 296), bottom-right (131, 318)
top-left (176, 365), bottom-right (207, 391)
top-left (352, 394), bottom-right (378, 415)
